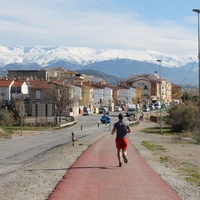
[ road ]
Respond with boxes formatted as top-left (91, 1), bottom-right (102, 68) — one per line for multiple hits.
top-left (0, 113), bottom-right (118, 176)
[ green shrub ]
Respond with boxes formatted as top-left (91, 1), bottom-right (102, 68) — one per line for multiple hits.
top-left (0, 109), bottom-right (15, 126)
top-left (165, 102), bottom-right (198, 133)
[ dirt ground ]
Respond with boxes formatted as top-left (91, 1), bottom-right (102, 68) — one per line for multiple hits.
top-left (129, 121), bottom-right (200, 199)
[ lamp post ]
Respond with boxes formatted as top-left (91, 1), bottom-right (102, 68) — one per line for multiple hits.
top-left (157, 59), bottom-right (163, 134)
top-left (192, 9), bottom-right (200, 135)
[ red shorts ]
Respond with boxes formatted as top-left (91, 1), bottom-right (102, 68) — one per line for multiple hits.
top-left (115, 138), bottom-right (128, 151)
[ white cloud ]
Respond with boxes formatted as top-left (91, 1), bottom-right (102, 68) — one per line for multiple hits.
top-left (0, 0), bottom-right (198, 56)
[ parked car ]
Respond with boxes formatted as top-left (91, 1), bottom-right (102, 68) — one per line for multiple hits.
top-left (121, 105), bottom-right (126, 111)
top-left (135, 104), bottom-right (141, 112)
top-left (154, 102), bottom-right (161, 110)
top-left (149, 104), bottom-right (155, 110)
top-left (99, 106), bottom-right (109, 115)
top-left (164, 103), bottom-right (170, 108)
top-left (100, 115), bottom-right (111, 124)
top-left (142, 105), bottom-right (150, 112)
top-left (114, 106), bottom-right (122, 112)
top-left (83, 107), bottom-right (92, 116)
top-left (126, 104), bottom-right (136, 117)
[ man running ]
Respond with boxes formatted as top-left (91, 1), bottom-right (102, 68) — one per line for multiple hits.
top-left (111, 113), bottom-right (131, 167)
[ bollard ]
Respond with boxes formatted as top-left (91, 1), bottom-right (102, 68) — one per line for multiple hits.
top-left (81, 125), bottom-right (83, 130)
top-left (71, 132), bottom-right (75, 146)
top-left (98, 123), bottom-right (99, 128)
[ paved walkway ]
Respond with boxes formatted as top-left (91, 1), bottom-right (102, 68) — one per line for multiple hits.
top-left (48, 128), bottom-right (181, 200)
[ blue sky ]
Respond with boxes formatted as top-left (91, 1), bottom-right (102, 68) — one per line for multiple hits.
top-left (0, 0), bottom-right (199, 56)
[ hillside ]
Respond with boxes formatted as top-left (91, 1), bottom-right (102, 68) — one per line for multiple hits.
top-left (82, 59), bottom-right (198, 85)
top-left (75, 69), bottom-right (122, 86)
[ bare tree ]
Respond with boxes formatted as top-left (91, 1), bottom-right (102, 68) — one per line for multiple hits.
top-left (10, 98), bottom-right (22, 120)
top-left (43, 81), bottom-right (78, 122)
top-left (0, 99), bottom-right (6, 109)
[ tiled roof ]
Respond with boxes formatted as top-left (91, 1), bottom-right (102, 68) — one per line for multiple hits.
top-left (113, 85), bottom-right (132, 89)
top-left (71, 82), bottom-right (82, 87)
top-left (81, 82), bottom-right (114, 89)
top-left (126, 74), bottom-right (161, 83)
top-left (51, 67), bottom-right (64, 71)
top-left (103, 83), bottom-right (113, 88)
top-left (0, 79), bottom-right (14, 87)
top-left (12, 80), bottom-right (26, 87)
top-left (81, 82), bottom-right (94, 88)
top-left (29, 80), bottom-right (52, 89)
top-left (50, 80), bottom-right (71, 88)
top-left (50, 80), bottom-right (64, 86)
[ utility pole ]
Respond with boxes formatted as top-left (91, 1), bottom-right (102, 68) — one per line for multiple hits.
top-left (157, 59), bottom-right (163, 134)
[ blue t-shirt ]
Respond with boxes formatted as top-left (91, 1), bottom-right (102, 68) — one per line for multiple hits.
top-left (114, 120), bottom-right (130, 138)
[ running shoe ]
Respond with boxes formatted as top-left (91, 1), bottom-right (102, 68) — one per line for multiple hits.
top-left (122, 153), bottom-right (128, 164)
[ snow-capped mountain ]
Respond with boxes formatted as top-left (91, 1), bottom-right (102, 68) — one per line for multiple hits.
top-left (0, 46), bottom-right (196, 68)
top-left (0, 45), bottom-right (198, 86)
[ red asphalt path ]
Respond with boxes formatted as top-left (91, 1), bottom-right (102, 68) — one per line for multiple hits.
top-left (48, 133), bottom-right (181, 200)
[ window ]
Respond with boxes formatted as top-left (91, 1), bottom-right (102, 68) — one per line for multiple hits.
top-left (11, 88), bottom-right (16, 93)
top-left (36, 90), bottom-right (41, 100)
top-left (11, 87), bottom-right (21, 93)
top-left (17, 87), bottom-right (21, 93)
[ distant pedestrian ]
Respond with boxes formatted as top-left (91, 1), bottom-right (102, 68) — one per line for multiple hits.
top-left (139, 112), bottom-right (144, 121)
top-left (111, 113), bottom-right (131, 167)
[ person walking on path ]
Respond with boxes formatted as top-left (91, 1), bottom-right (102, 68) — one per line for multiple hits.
top-left (111, 113), bottom-right (131, 167)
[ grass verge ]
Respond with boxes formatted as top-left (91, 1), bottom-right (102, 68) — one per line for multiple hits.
top-left (180, 167), bottom-right (200, 187)
top-left (141, 141), bottom-right (166, 151)
top-left (142, 126), bottom-right (177, 135)
top-left (0, 125), bottom-right (55, 138)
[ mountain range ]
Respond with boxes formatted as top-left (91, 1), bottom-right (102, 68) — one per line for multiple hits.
top-left (0, 46), bottom-right (198, 86)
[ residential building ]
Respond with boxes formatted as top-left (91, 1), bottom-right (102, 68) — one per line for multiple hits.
top-left (46, 67), bottom-right (62, 79)
top-left (124, 74), bottom-right (156, 104)
top-left (92, 84), bottom-right (104, 107)
top-left (28, 80), bottom-right (53, 116)
top-left (161, 79), bottom-right (172, 103)
top-left (11, 79), bottom-right (29, 101)
top-left (122, 74), bottom-right (172, 105)
top-left (76, 81), bottom-right (114, 113)
top-left (47, 67), bottom-right (84, 83)
top-left (60, 70), bottom-right (77, 78)
top-left (0, 79), bottom-right (14, 107)
top-left (171, 84), bottom-right (183, 102)
top-left (113, 85), bottom-right (136, 106)
top-left (70, 83), bottom-right (82, 116)
top-left (83, 74), bottom-right (105, 84)
top-left (103, 84), bottom-right (114, 110)
top-left (3, 69), bottom-right (172, 117)
top-left (89, 83), bottom-right (114, 111)
top-left (8, 70), bottom-right (47, 80)
top-left (78, 82), bottom-right (94, 113)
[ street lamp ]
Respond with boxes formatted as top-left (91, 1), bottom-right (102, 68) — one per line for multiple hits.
top-left (192, 9), bottom-right (200, 135)
top-left (157, 59), bottom-right (163, 134)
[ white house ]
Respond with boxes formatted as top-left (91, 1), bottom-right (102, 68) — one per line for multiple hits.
top-left (103, 85), bottom-right (113, 110)
top-left (93, 86), bottom-right (104, 107)
top-left (116, 85), bottom-right (136, 105)
top-left (0, 79), bottom-right (14, 105)
top-left (11, 80), bottom-right (29, 100)
top-left (130, 76), bottom-right (152, 104)
top-left (70, 83), bottom-right (82, 116)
